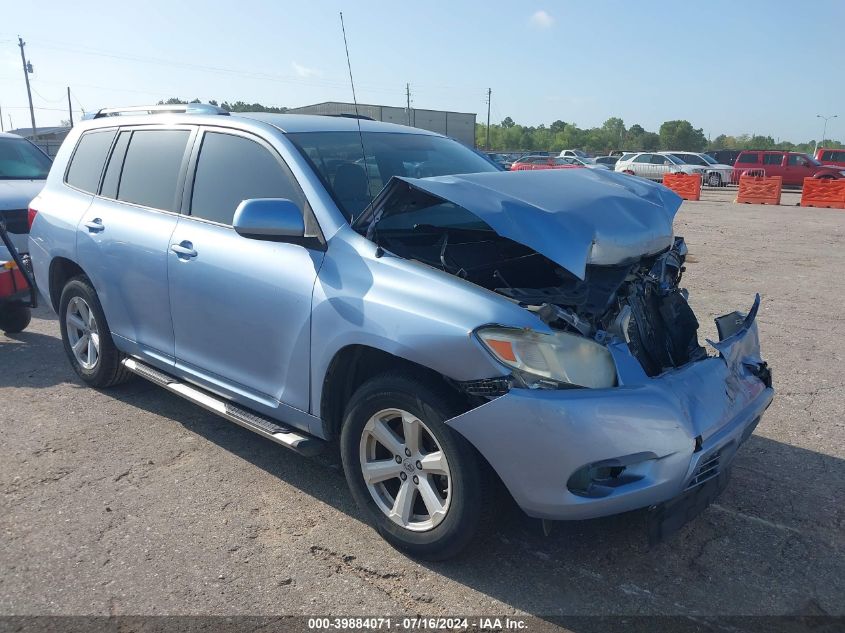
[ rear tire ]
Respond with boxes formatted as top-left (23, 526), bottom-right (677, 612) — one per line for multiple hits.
top-left (59, 276), bottom-right (133, 388)
top-left (340, 373), bottom-right (491, 560)
top-left (0, 303), bottom-right (31, 334)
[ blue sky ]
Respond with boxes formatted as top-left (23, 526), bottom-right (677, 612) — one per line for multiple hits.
top-left (1, 0), bottom-right (842, 142)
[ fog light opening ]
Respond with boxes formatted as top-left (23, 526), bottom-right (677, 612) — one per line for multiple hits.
top-left (567, 457), bottom-right (648, 498)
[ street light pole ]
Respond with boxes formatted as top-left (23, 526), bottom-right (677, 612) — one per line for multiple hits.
top-left (816, 114), bottom-right (838, 154)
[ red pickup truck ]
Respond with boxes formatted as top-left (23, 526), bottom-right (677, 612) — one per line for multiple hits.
top-left (734, 150), bottom-right (843, 186)
top-left (815, 148), bottom-right (845, 168)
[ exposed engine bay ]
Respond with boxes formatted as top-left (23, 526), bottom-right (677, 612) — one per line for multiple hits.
top-left (365, 182), bottom-right (706, 377)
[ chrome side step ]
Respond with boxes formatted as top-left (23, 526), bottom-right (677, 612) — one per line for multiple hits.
top-left (121, 358), bottom-right (326, 457)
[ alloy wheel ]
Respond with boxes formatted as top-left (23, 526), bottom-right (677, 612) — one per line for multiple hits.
top-left (359, 408), bottom-right (452, 532)
top-left (65, 296), bottom-right (100, 370)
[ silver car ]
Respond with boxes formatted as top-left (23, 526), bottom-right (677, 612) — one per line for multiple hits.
top-left (28, 104), bottom-right (773, 559)
top-left (0, 132), bottom-right (51, 255)
top-left (666, 151), bottom-right (734, 187)
top-left (615, 151), bottom-right (707, 181)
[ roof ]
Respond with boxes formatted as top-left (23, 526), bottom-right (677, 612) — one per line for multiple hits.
top-left (72, 109), bottom-right (440, 137)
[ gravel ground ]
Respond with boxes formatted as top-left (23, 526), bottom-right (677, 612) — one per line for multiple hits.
top-left (1, 188), bottom-right (843, 622)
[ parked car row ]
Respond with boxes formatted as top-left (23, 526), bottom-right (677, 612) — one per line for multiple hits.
top-left (611, 148), bottom-right (844, 187)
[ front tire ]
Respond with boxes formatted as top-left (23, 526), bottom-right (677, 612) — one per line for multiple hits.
top-left (707, 172), bottom-right (722, 187)
top-left (340, 373), bottom-right (490, 560)
top-left (59, 276), bottom-right (132, 388)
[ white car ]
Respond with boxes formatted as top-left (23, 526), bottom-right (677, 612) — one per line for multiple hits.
top-left (559, 156), bottom-right (610, 170)
top-left (559, 149), bottom-right (591, 160)
top-left (664, 152), bottom-right (733, 187)
top-left (614, 152), bottom-right (707, 181)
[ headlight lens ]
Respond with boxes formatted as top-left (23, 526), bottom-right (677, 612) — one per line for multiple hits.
top-left (476, 327), bottom-right (617, 389)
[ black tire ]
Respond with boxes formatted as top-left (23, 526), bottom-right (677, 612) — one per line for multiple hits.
top-left (340, 373), bottom-right (491, 560)
top-left (58, 276), bottom-right (133, 388)
top-left (0, 302), bottom-right (31, 334)
top-left (707, 172), bottom-right (722, 187)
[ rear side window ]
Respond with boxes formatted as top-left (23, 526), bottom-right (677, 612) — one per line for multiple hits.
top-left (65, 130), bottom-right (116, 193)
top-left (633, 154), bottom-right (652, 163)
top-left (190, 131), bottom-right (304, 225)
top-left (737, 153), bottom-right (759, 164)
top-left (117, 130), bottom-right (190, 212)
top-left (763, 154), bottom-right (783, 165)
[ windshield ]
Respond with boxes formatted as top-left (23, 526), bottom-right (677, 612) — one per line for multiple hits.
top-left (665, 154), bottom-right (685, 165)
top-left (0, 137), bottom-right (52, 180)
top-left (286, 131), bottom-right (498, 220)
top-left (699, 153), bottom-right (718, 165)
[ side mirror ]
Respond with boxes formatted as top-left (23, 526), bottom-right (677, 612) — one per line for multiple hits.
top-left (233, 198), bottom-right (305, 241)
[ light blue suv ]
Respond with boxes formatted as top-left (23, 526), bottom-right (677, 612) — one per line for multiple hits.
top-left (28, 104), bottom-right (773, 559)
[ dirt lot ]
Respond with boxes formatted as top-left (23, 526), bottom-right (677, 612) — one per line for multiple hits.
top-left (1, 188), bottom-right (843, 623)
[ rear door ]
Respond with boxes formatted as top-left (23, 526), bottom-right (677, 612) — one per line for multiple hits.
top-left (632, 153), bottom-right (652, 178)
top-left (76, 125), bottom-right (195, 365)
top-left (762, 152), bottom-right (785, 181)
top-left (168, 127), bottom-right (324, 412)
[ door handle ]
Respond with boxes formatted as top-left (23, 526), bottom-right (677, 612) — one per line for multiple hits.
top-left (170, 241), bottom-right (197, 259)
top-left (84, 218), bottom-right (104, 233)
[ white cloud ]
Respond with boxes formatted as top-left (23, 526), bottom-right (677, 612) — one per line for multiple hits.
top-left (291, 61), bottom-right (322, 78)
top-left (529, 10), bottom-right (555, 29)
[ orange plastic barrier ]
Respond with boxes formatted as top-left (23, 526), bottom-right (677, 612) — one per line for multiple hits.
top-left (800, 177), bottom-right (845, 209)
top-left (662, 173), bottom-right (701, 201)
top-left (735, 175), bottom-right (782, 205)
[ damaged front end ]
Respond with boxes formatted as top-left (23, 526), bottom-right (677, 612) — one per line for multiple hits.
top-left (354, 169), bottom-right (774, 523)
top-left (355, 170), bottom-right (711, 387)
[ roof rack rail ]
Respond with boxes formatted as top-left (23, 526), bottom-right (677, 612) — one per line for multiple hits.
top-left (86, 103), bottom-right (230, 120)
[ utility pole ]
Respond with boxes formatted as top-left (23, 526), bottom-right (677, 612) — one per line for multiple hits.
top-left (18, 36), bottom-right (37, 139)
top-left (67, 87), bottom-right (74, 126)
top-left (405, 83), bottom-right (411, 126)
top-left (485, 88), bottom-right (492, 150)
top-left (0, 104), bottom-right (4, 132)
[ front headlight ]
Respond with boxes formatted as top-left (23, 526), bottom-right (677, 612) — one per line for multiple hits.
top-left (476, 327), bottom-right (617, 389)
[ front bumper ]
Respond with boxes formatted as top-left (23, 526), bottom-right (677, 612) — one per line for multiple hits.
top-left (447, 297), bottom-right (774, 520)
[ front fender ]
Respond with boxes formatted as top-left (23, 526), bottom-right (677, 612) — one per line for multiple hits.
top-left (309, 228), bottom-right (544, 415)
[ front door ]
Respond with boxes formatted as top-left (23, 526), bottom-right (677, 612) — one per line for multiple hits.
top-left (168, 128), bottom-right (324, 412)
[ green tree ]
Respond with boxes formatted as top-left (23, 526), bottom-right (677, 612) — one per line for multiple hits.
top-left (501, 117), bottom-right (515, 129)
top-left (658, 120), bottom-right (707, 151)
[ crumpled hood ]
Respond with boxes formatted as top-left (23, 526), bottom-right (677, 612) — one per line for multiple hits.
top-left (393, 168), bottom-right (682, 279)
top-left (0, 179), bottom-right (45, 210)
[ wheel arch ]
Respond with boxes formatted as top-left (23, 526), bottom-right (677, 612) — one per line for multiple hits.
top-left (319, 344), bottom-right (469, 441)
top-left (48, 257), bottom-right (88, 313)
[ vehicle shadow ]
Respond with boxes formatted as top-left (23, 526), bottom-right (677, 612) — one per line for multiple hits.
top-left (105, 380), bottom-right (845, 620)
top-left (0, 329), bottom-right (71, 389)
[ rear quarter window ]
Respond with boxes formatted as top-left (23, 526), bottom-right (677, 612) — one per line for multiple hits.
top-left (65, 130), bottom-right (117, 193)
